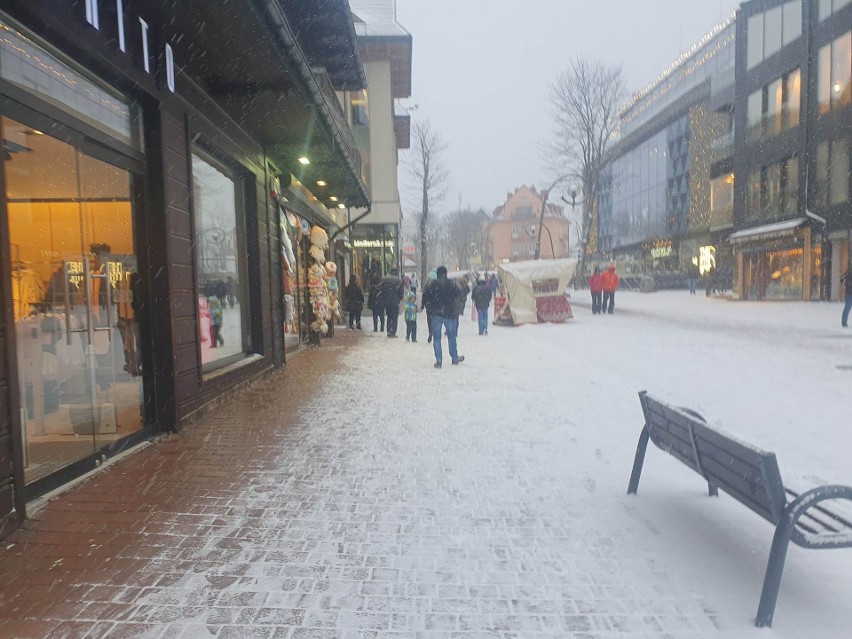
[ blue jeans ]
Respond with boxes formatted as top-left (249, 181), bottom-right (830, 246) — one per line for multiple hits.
top-left (431, 315), bottom-right (458, 364)
top-left (477, 306), bottom-right (488, 334)
top-left (843, 296), bottom-right (852, 327)
top-left (687, 278), bottom-right (697, 294)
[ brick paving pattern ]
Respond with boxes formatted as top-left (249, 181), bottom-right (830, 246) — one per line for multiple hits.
top-left (0, 330), bottom-right (736, 638)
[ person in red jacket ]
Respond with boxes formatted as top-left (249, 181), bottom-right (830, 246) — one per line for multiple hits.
top-left (588, 266), bottom-right (603, 315)
top-left (601, 264), bottom-right (619, 314)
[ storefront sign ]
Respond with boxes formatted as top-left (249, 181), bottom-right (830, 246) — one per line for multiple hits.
top-left (353, 239), bottom-right (395, 249)
top-left (650, 246), bottom-right (673, 259)
top-left (699, 245), bottom-right (716, 275)
top-left (84, 0), bottom-right (176, 92)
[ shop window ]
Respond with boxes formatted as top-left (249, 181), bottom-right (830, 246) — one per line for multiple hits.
top-left (710, 174), bottom-right (734, 226)
top-left (191, 150), bottom-right (251, 370)
top-left (818, 31), bottom-right (852, 114)
top-left (749, 69), bottom-right (800, 141)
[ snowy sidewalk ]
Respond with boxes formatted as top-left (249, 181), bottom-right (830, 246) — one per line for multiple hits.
top-left (0, 304), bottom-right (850, 638)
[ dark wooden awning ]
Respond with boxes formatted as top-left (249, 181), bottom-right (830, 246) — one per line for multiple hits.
top-left (168, 0), bottom-right (369, 208)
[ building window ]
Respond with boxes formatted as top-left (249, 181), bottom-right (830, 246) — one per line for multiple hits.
top-left (815, 139), bottom-right (850, 205)
top-left (512, 224), bottom-right (519, 238)
top-left (819, 0), bottom-right (852, 21)
top-left (710, 174), bottom-right (734, 226)
top-left (818, 31), bottom-right (852, 114)
top-left (514, 206), bottom-right (534, 219)
top-left (748, 69), bottom-right (801, 141)
top-left (747, 1), bottom-right (802, 69)
top-left (191, 150), bottom-right (251, 370)
top-left (747, 157), bottom-right (797, 220)
top-left (351, 89), bottom-right (369, 126)
top-left (512, 243), bottom-right (518, 256)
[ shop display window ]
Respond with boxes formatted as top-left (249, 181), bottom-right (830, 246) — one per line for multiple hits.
top-left (191, 150), bottom-right (251, 370)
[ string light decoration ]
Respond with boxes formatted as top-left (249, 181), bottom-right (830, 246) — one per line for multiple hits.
top-left (617, 14), bottom-right (736, 135)
top-left (687, 103), bottom-right (728, 234)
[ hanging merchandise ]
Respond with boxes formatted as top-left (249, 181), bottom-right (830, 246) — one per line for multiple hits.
top-left (307, 226), bottom-right (330, 335)
top-left (325, 261), bottom-right (340, 322)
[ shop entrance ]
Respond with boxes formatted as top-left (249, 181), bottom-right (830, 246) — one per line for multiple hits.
top-left (2, 115), bottom-right (144, 485)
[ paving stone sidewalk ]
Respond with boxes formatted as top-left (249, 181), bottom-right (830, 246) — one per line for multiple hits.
top-left (0, 329), bottom-right (735, 638)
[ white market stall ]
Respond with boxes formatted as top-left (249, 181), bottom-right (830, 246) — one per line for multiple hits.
top-left (496, 258), bottom-right (577, 326)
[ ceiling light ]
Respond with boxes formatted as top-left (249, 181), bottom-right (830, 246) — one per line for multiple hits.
top-left (338, 203), bottom-right (346, 209)
top-left (329, 196), bottom-right (338, 202)
top-left (834, 82), bottom-right (842, 94)
top-left (29, 130), bottom-right (44, 135)
top-left (298, 156), bottom-right (310, 165)
top-left (316, 180), bottom-right (327, 187)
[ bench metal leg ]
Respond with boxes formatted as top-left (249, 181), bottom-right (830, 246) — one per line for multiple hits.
top-left (755, 514), bottom-right (795, 627)
top-left (627, 425), bottom-right (650, 495)
top-left (708, 483), bottom-right (719, 497)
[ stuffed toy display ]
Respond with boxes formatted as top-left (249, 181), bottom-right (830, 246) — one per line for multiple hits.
top-left (325, 261), bottom-right (340, 321)
top-left (307, 226), bottom-right (330, 335)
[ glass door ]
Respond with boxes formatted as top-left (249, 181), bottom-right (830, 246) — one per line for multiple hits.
top-left (2, 115), bottom-right (143, 484)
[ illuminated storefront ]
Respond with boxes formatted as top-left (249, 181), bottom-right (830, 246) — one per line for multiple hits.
top-left (351, 225), bottom-right (398, 291)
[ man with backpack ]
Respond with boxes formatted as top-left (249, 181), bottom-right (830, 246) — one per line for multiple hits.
top-left (422, 266), bottom-right (465, 368)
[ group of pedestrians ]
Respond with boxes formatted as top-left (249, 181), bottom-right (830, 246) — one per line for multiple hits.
top-left (342, 267), bottom-right (505, 367)
top-left (588, 264), bottom-right (620, 315)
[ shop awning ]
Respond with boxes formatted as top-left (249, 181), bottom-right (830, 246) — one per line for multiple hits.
top-left (168, 0), bottom-right (370, 209)
top-left (728, 218), bottom-right (807, 245)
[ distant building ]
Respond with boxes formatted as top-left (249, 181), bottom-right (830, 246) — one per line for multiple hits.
top-left (489, 186), bottom-right (570, 264)
top-left (349, 0), bottom-right (413, 285)
top-left (729, 0), bottom-right (851, 301)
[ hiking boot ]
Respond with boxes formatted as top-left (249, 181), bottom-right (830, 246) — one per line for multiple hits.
top-left (451, 356), bottom-right (465, 365)
top-left (434, 362), bottom-right (442, 369)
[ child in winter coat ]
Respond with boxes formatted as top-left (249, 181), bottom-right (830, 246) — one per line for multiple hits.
top-left (404, 292), bottom-right (418, 342)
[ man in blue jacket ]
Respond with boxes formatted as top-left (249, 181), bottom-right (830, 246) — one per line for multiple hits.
top-left (422, 266), bottom-right (465, 368)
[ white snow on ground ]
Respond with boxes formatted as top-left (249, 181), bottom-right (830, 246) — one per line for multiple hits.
top-left (319, 291), bottom-right (851, 637)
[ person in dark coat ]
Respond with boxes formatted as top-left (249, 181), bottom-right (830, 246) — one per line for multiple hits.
top-left (423, 266), bottom-right (465, 368)
top-left (471, 279), bottom-right (493, 336)
top-left (457, 276), bottom-right (471, 317)
top-left (342, 274), bottom-right (364, 330)
top-left (368, 276), bottom-right (384, 332)
top-left (841, 269), bottom-right (852, 328)
top-left (380, 268), bottom-right (405, 337)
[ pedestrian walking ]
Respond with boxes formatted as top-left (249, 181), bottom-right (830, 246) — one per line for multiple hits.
top-left (423, 266), bottom-right (465, 368)
top-left (686, 263), bottom-right (699, 295)
top-left (404, 291), bottom-right (418, 342)
top-left (601, 264), bottom-right (619, 314)
top-left (380, 268), bottom-right (405, 337)
top-left (589, 266), bottom-right (603, 314)
top-left (368, 276), bottom-right (384, 332)
top-left (841, 269), bottom-right (852, 328)
top-left (409, 272), bottom-right (420, 295)
top-left (705, 265), bottom-right (717, 297)
top-left (472, 278), bottom-right (493, 335)
top-left (342, 274), bottom-right (364, 330)
top-left (423, 271), bottom-right (437, 343)
top-left (487, 273), bottom-right (498, 298)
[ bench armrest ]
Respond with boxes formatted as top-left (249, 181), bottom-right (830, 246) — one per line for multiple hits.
top-left (786, 485), bottom-right (852, 548)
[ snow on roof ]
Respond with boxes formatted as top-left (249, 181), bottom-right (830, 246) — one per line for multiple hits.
top-left (350, 0), bottom-right (410, 38)
top-left (728, 218), bottom-right (807, 244)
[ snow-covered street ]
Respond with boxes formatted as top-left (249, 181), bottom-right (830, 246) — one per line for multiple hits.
top-left (1, 292), bottom-right (850, 638)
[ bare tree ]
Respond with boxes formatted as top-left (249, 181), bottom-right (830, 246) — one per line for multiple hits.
top-left (548, 57), bottom-right (624, 280)
top-left (408, 120), bottom-right (448, 283)
top-left (444, 207), bottom-right (488, 270)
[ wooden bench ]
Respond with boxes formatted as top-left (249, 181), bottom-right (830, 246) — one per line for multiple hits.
top-left (627, 391), bottom-right (852, 628)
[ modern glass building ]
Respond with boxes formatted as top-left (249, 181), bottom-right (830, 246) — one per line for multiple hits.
top-left (598, 18), bottom-right (737, 286)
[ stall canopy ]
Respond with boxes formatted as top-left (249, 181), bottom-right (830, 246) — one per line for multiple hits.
top-left (497, 259), bottom-right (577, 326)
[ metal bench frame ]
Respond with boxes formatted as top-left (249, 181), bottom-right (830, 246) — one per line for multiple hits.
top-left (628, 391), bottom-right (852, 628)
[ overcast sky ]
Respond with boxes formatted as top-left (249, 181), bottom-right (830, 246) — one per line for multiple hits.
top-left (395, 0), bottom-right (742, 218)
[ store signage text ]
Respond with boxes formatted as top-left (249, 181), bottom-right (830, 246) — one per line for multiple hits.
top-left (650, 246), bottom-right (673, 259)
top-left (353, 239), bottom-right (395, 249)
top-left (84, 0), bottom-right (175, 92)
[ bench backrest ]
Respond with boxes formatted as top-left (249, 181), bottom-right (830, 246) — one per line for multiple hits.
top-left (639, 392), bottom-right (787, 524)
